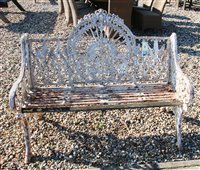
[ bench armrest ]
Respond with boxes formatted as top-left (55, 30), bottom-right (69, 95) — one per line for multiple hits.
top-left (9, 34), bottom-right (28, 110)
top-left (174, 64), bottom-right (194, 106)
top-left (170, 33), bottom-right (194, 110)
top-left (9, 63), bottom-right (25, 109)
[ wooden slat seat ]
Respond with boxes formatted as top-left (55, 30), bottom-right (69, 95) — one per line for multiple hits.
top-left (22, 83), bottom-right (181, 112)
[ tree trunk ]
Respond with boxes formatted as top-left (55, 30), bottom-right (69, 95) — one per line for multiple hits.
top-left (63, 0), bottom-right (71, 25)
top-left (58, 0), bottom-right (64, 14)
top-left (59, 0), bottom-right (78, 26)
top-left (69, 0), bottom-right (78, 26)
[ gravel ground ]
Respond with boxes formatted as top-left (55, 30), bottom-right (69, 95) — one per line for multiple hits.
top-left (0, 1), bottom-right (200, 169)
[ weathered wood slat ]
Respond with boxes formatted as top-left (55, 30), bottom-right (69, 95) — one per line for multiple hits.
top-left (22, 84), bottom-right (181, 113)
top-left (27, 99), bottom-right (179, 108)
top-left (30, 91), bottom-right (175, 100)
top-left (31, 93), bottom-right (175, 101)
top-left (29, 84), bottom-right (174, 95)
top-left (22, 100), bottom-right (181, 113)
top-left (27, 96), bottom-right (178, 104)
top-left (29, 95), bottom-right (176, 103)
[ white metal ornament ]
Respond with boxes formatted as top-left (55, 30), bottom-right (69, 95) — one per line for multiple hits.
top-left (8, 9), bottom-right (194, 164)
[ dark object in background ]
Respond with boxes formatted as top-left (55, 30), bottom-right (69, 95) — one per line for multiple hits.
top-left (0, 0), bottom-right (25, 23)
top-left (0, 2), bottom-right (8, 7)
top-left (132, 0), bottom-right (167, 31)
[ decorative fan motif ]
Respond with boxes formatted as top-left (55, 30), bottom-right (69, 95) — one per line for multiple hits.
top-left (67, 9), bottom-right (136, 84)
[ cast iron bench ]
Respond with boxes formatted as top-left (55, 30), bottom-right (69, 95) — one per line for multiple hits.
top-left (9, 9), bottom-right (193, 163)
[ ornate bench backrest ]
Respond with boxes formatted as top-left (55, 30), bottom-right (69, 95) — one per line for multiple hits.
top-left (25, 9), bottom-right (172, 88)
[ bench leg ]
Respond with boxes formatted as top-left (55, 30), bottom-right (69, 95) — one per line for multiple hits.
top-left (21, 116), bottom-right (32, 164)
top-left (12, 0), bottom-right (25, 12)
top-left (62, 0), bottom-right (71, 25)
top-left (68, 0), bottom-right (78, 27)
top-left (173, 106), bottom-right (183, 151)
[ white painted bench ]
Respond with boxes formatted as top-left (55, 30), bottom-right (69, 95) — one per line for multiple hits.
top-left (9, 9), bottom-right (193, 163)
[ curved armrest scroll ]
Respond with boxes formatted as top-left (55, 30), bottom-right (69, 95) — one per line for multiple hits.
top-left (175, 64), bottom-right (194, 105)
top-left (170, 33), bottom-right (194, 110)
top-left (9, 33), bottom-right (29, 110)
top-left (9, 65), bottom-right (25, 109)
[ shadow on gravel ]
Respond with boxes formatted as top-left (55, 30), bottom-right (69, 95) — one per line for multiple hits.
top-left (163, 14), bottom-right (191, 20)
top-left (184, 116), bottom-right (200, 127)
top-left (30, 117), bottom-right (200, 169)
top-left (164, 20), bottom-right (200, 57)
top-left (4, 11), bottom-right (57, 34)
top-left (49, 0), bottom-right (57, 5)
top-left (168, 111), bottom-right (200, 127)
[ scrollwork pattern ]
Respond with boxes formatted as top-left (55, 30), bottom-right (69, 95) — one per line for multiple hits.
top-left (170, 33), bottom-right (194, 111)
